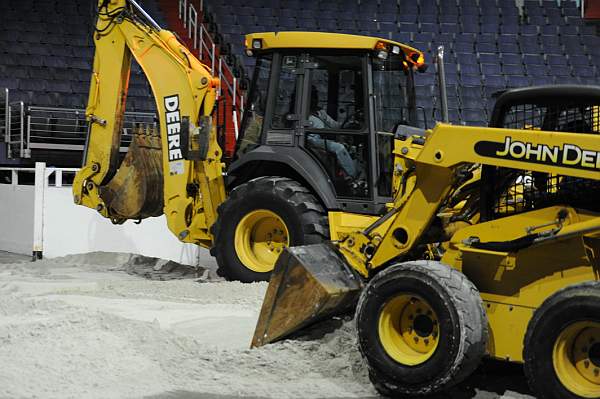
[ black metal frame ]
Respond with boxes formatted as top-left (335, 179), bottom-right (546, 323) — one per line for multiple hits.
top-left (481, 85), bottom-right (600, 221)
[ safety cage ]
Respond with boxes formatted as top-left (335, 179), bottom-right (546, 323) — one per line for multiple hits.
top-left (482, 85), bottom-right (600, 220)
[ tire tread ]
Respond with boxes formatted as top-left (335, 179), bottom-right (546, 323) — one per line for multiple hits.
top-left (210, 176), bottom-right (329, 281)
top-left (357, 261), bottom-right (488, 396)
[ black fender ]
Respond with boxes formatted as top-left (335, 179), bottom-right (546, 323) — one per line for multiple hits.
top-left (226, 145), bottom-right (339, 210)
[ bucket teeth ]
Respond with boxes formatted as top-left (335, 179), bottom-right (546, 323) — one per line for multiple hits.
top-left (251, 243), bottom-right (362, 348)
top-left (100, 124), bottom-right (164, 219)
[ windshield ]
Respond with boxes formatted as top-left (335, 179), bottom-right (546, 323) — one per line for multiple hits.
top-left (372, 56), bottom-right (418, 132)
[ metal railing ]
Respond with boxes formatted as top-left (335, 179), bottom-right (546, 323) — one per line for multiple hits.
top-left (178, 0), bottom-right (244, 141)
top-left (1, 90), bottom-right (157, 159)
top-left (27, 106), bottom-right (156, 151)
top-left (0, 166), bottom-right (78, 187)
top-left (1, 88), bottom-right (7, 143)
top-left (7, 101), bottom-right (27, 159)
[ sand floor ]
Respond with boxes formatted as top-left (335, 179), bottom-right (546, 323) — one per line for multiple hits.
top-left (0, 251), bottom-right (535, 398)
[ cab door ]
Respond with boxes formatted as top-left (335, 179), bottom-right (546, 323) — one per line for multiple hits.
top-left (301, 52), bottom-right (379, 213)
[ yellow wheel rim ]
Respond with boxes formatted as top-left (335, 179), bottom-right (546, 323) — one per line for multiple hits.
top-left (553, 321), bottom-right (600, 398)
top-left (234, 209), bottom-right (290, 273)
top-left (378, 294), bottom-right (440, 366)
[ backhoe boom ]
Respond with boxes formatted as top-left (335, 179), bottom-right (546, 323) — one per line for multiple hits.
top-left (73, 0), bottom-right (226, 247)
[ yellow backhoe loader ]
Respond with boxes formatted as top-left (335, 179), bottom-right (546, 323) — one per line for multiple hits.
top-left (253, 87), bottom-right (600, 399)
top-left (74, 0), bottom-right (430, 282)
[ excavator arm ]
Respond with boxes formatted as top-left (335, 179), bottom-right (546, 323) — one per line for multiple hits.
top-left (73, 0), bottom-right (225, 247)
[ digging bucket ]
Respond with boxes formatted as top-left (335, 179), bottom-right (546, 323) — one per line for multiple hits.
top-left (251, 243), bottom-right (362, 347)
top-left (100, 125), bottom-right (164, 220)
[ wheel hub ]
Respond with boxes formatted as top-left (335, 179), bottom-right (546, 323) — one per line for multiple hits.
top-left (234, 209), bottom-right (290, 273)
top-left (378, 295), bottom-right (440, 366)
top-left (553, 321), bottom-right (600, 397)
top-left (589, 343), bottom-right (600, 368)
top-left (414, 314), bottom-right (435, 338)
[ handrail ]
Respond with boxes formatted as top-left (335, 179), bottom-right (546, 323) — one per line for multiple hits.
top-left (2, 88), bottom-right (8, 143)
top-left (189, 3), bottom-right (198, 49)
top-left (0, 165), bottom-right (79, 187)
top-left (0, 91), bottom-right (158, 159)
top-left (177, 0), bottom-right (245, 142)
top-left (6, 101), bottom-right (26, 159)
top-left (178, 0), bottom-right (187, 26)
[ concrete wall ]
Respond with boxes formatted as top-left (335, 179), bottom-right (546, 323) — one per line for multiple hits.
top-left (0, 184), bottom-right (34, 255)
top-left (42, 186), bottom-right (209, 265)
top-left (0, 165), bottom-right (216, 267)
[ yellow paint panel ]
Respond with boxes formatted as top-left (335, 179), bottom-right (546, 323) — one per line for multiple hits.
top-left (483, 300), bottom-right (532, 362)
top-left (328, 211), bottom-right (379, 241)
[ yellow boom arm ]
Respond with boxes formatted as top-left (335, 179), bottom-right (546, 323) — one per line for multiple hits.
top-left (341, 123), bottom-right (600, 276)
top-left (72, 0), bottom-right (225, 247)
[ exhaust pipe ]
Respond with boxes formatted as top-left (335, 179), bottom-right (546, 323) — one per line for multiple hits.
top-left (435, 45), bottom-right (449, 123)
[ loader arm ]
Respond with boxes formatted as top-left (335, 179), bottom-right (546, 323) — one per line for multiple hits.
top-left (72, 0), bottom-right (225, 247)
top-left (343, 123), bottom-right (600, 275)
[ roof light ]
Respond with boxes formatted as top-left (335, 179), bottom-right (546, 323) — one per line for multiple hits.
top-left (252, 39), bottom-right (262, 49)
top-left (409, 51), bottom-right (426, 69)
top-left (375, 41), bottom-right (388, 51)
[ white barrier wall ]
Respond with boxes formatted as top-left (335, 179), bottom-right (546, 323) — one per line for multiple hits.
top-left (0, 165), bottom-right (215, 267)
top-left (0, 184), bottom-right (34, 255)
top-left (43, 186), bottom-right (205, 265)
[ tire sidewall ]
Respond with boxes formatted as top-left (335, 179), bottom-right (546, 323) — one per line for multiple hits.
top-left (525, 291), bottom-right (600, 399)
top-left (357, 268), bottom-right (463, 392)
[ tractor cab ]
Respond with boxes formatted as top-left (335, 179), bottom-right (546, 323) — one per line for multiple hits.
top-left (230, 32), bottom-right (427, 214)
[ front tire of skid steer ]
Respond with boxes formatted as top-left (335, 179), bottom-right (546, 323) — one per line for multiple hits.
top-left (210, 177), bottom-right (328, 283)
top-left (524, 281), bottom-right (600, 399)
top-left (355, 261), bottom-right (488, 397)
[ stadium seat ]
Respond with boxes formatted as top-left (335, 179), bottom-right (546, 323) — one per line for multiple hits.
top-left (1, 0), bottom-right (598, 127)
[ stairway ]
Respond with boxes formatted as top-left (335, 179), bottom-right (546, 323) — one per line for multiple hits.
top-left (157, 0), bottom-right (242, 159)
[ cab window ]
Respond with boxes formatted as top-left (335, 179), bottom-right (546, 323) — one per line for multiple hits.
top-left (372, 55), bottom-right (416, 197)
top-left (236, 55), bottom-right (272, 156)
top-left (304, 54), bottom-right (370, 199)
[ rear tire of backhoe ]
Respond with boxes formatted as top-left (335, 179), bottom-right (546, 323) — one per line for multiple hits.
top-left (210, 177), bottom-right (329, 283)
top-left (355, 261), bottom-right (488, 397)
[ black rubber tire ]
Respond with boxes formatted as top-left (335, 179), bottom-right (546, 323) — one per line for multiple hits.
top-left (355, 261), bottom-right (488, 397)
top-left (524, 281), bottom-right (600, 399)
top-left (210, 176), bottom-right (329, 283)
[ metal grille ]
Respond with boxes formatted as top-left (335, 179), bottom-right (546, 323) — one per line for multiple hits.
top-left (502, 102), bottom-right (600, 133)
top-left (493, 102), bottom-right (600, 218)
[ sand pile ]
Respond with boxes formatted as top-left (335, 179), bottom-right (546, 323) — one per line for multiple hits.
top-left (0, 253), bottom-right (374, 399)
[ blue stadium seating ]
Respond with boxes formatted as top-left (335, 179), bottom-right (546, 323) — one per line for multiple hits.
top-left (203, 0), bottom-right (600, 126)
top-left (0, 0), bottom-right (167, 112)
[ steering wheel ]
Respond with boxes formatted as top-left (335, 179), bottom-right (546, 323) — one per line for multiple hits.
top-left (341, 108), bottom-right (364, 130)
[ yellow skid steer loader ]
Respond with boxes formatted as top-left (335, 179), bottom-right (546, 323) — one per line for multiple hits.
top-left (253, 86), bottom-right (600, 399)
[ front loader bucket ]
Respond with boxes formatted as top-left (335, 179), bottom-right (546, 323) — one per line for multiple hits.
top-left (251, 243), bottom-right (362, 348)
top-left (100, 125), bottom-right (164, 220)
